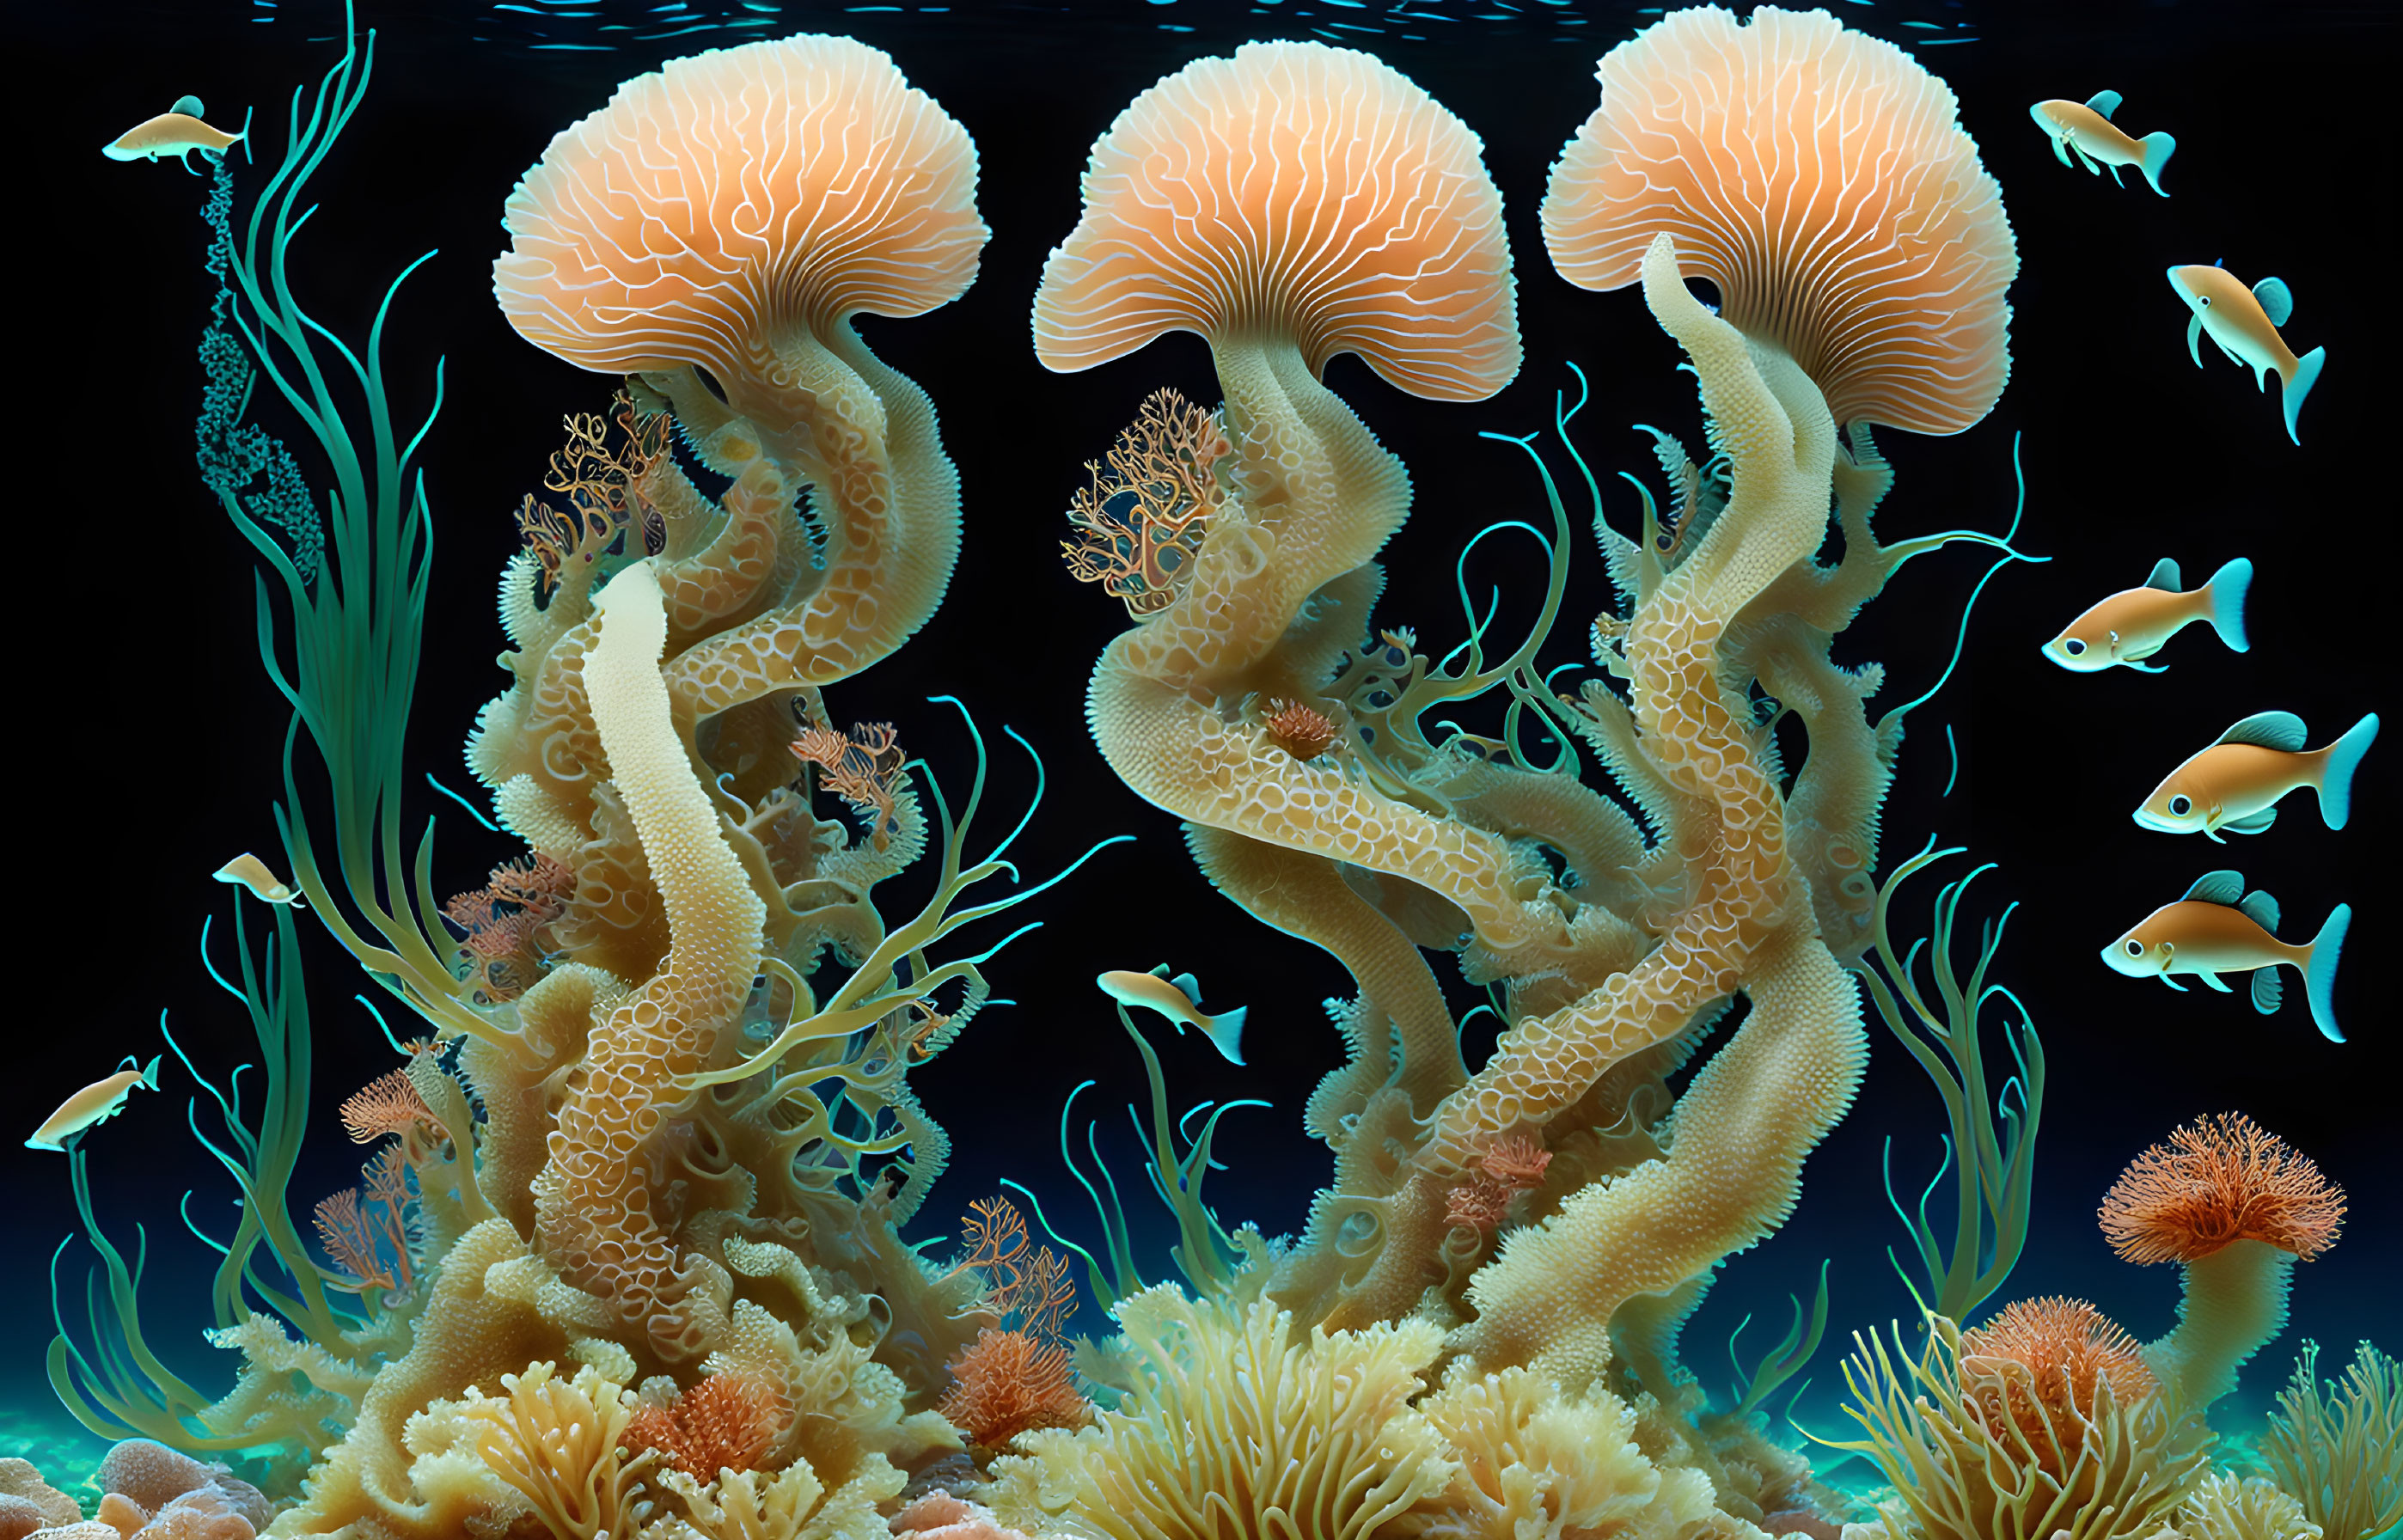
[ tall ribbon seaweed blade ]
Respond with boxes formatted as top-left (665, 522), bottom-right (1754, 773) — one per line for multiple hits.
top-left (43, 15), bottom-right (1120, 1537)
top-left (1030, 5), bottom-right (2031, 1500)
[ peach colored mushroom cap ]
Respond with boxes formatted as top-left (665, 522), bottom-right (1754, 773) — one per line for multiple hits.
top-left (495, 34), bottom-right (987, 377)
top-left (1035, 40), bottom-right (1519, 402)
top-left (1542, 5), bottom-right (2015, 434)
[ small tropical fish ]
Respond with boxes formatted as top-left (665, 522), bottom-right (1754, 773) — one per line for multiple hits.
top-left (26, 1055), bottom-right (163, 1152)
top-left (1097, 968), bottom-right (1248, 1066)
top-left (2040, 556), bottom-right (2251, 673)
top-left (2101, 871), bottom-right (2349, 1042)
top-left (2167, 263), bottom-right (2327, 446)
top-left (214, 852), bottom-right (304, 906)
top-left (104, 96), bottom-right (247, 170)
top-left (2135, 711), bottom-right (2380, 840)
top-left (2028, 90), bottom-right (2175, 196)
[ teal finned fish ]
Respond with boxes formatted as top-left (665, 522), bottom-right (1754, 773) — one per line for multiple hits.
top-left (2167, 262), bottom-right (2327, 445)
top-left (1097, 968), bottom-right (1248, 1066)
top-left (2029, 90), bottom-right (2175, 195)
top-left (2100, 871), bottom-right (2350, 1042)
top-left (103, 96), bottom-right (247, 171)
top-left (2040, 556), bottom-right (2250, 673)
top-left (2134, 711), bottom-right (2380, 840)
top-left (26, 1054), bottom-right (162, 1152)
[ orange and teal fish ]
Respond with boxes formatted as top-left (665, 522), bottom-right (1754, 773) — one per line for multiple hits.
top-left (2041, 556), bottom-right (2250, 673)
top-left (103, 96), bottom-right (247, 171)
top-left (2167, 262), bottom-right (2326, 445)
top-left (1097, 968), bottom-right (1248, 1065)
top-left (2101, 871), bottom-right (2349, 1042)
top-left (26, 1055), bottom-right (162, 1152)
top-left (2028, 91), bottom-right (2175, 196)
top-left (2134, 711), bottom-right (2380, 840)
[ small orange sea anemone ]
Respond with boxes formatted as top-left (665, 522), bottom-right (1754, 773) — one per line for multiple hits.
top-left (1959, 1295), bottom-right (2156, 1463)
top-left (2099, 1111), bottom-right (2345, 1266)
top-left (622, 1372), bottom-right (786, 1480)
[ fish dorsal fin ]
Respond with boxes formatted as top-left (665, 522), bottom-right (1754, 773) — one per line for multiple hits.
top-left (2253, 277), bottom-right (2294, 327)
top-left (2217, 710), bottom-right (2308, 752)
top-left (2238, 889), bottom-right (2281, 934)
top-left (2181, 870), bottom-right (2245, 906)
top-left (2144, 558), bottom-right (2182, 591)
top-left (171, 95), bottom-right (205, 119)
top-left (1171, 972), bottom-right (1203, 1008)
top-left (2085, 89), bottom-right (2123, 119)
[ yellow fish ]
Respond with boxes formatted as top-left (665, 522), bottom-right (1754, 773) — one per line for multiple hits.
top-left (103, 96), bottom-right (246, 170)
top-left (2134, 711), bottom-right (2380, 840)
top-left (1096, 968), bottom-right (1248, 1066)
top-left (2029, 90), bottom-right (2175, 196)
top-left (2167, 263), bottom-right (2326, 445)
top-left (26, 1055), bottom-right (163, 1152)
top-left (2040, 556), bottom-right (2250, 673)
top-left (2101, 871), bottom-right (2349, 1042)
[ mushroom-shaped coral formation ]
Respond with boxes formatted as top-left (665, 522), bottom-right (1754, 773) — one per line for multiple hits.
top-left (2100, 1112), bottom-right (2346, 1409)
top-left (497, 33), bottom-right (986, 709)
top-left (1542, 3), bottom-right (2015, 435)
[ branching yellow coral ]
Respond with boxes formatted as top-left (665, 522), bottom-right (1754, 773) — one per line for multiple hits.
top-left (458, 1361), bottom-right (651, 1540)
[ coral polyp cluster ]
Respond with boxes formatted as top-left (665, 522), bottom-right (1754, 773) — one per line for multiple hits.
top-left (24, 7), bottom-right (2382, 1540)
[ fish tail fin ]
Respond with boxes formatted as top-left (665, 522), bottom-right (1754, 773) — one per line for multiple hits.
top-left (1202, 1005), bottom-right (1248, 1067)
top-left (2282, 346), bottom-right (2326, 446)
top-left (2137, 131), bottom-right (2175, 195)
top-left (140, 1054), bottom-right (163, 1091)
top-left (2205, 557), bottom-right (2253, 653)
top-left (2303, 903), bottom-right (2351, 1042)
top-left (2317, 712), bottom-right (2380, 829)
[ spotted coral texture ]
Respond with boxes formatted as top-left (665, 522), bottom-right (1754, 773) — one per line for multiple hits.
top-left (0, 1459), bottom-right (85, 1530)
top-left (1035, 40), bottom-right (1518, 400)
top-left (1542, 4), bottom-right (2015, 433)
top-left (2100, 1113), bottom-right (2347, 1264)
top-left (983, 1287), bottom-right (1457, 1540)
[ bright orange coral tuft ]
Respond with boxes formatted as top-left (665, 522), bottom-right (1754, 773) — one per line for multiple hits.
top-left (2099, 1112), bottom-right (2346, 1266)
top-left (622, 1372), bottom-right (786, 1480)
top-left (339, 1067), bottom-right (444, 1146)
top-left (1959, 1295), bottom-right (2155, 1460)
top-left (1480, 1134), bottom-right (1551, 1189)
top-left (1263, 700), bottom-right (1338, 761)
top-left (937, 1328), bottom-right (1091, 1450)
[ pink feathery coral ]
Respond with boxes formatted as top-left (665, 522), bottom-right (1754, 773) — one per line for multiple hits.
top-left (1542, 5), bottom-right (2015, 433)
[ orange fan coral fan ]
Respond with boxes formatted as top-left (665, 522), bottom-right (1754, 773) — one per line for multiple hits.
top-left (951, 1195), bottom-right (1078, 1341)
top-left (938, 1328), bottom-right (1091, 1450)
top-left (1958, 1295), bottom-right (2156, 1461)
top-left (338, 1067), bottom-right (443, 1146)
top-left (1061, 388), bottom-right (1230, 619)
top-left (1263, 700), bottom-right (1337, 761)
top-left (2099, 1112), bottom-right (2346, 1264)
top-left (623, 1372), bottom-right (786, 1480)
top-left (313, 1147), bottom-right (419, 1294)
top-left (443, 852), bottom-right (576, 1001)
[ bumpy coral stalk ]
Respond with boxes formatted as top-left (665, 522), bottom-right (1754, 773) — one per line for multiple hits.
top-left (532, 562), bottom-right (767, 1356)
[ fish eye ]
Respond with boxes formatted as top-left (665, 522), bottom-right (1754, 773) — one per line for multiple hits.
top-left (2168, 795), bottom-right (2192, 816)
top-left (2125, 939), bottom-right (2144, 957)
top-left (2198, 296), bottom-right (2210, 307)
top-left (2063, 638), bottom-right (2087, 657)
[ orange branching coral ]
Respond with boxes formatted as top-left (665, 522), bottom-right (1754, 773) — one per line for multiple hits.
top-left (2100, 1112), bottom-right (2347, 1265)
top-left (338, 1066), bottom-right (443, 1146)
top-left (1443, 1135), bottom-right (1553, 1233)
top-left (443, 852), bottom-right (575, 1001)
top-left (622, 1371), bottom-right (787, 1480)
top-left (938, 1329), bottom-right (1091, 1450)
top-left (1959, 1295), bottom-right (2156, 1463)
top-left (1263, 700), bottom-right (1338, 761)
top-left (1481, 1134), bottom-right (1551, 1189)
top-left (950, 1196), bottom-right (1077, 1341)
top-left (792, 721), bottom-right (909, 850)
top-left (1061, 388), bottom-right (1230, 618)
top-left (515, 390), bottom-right (673, 595)
top-left (312, 1146), bottom-right (419, 1294)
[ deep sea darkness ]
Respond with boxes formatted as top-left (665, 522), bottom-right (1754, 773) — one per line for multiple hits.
top-left (9, 0), bottom-right (2394, 1466)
